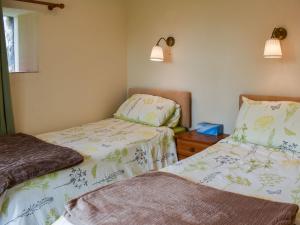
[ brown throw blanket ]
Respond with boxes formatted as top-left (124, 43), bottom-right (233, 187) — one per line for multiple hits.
top-left (65, 172), bottom-right (298, 225)
top-left (0, 133), bottom-right (83, 195)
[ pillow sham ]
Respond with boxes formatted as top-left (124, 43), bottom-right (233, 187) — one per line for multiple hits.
top-left (232, 97), bottom-right (300, 153)
top-left (114, 94), bottom-right (176, 127)
top-left (164, 104), bottom-right (181, 128)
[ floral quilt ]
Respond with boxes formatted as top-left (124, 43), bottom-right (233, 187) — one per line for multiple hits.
top-left (163, 137), bottom-right (300, 225)
top-left (0, 118), bottom-right (177, 225)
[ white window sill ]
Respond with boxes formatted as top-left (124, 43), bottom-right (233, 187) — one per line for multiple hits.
top-left (10, 71), bottom-right (39, 74)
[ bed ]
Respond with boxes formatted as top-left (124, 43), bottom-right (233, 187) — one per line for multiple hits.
top-left (54, 94), bottom-right (300, 225)
top-left (0, 88), bottom-right (191, 225)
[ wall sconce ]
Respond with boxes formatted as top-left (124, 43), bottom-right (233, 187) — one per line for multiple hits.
top-left (264, 27), bottom-right (287, 59)
top-left (150, 36), bottom-right (175, 62)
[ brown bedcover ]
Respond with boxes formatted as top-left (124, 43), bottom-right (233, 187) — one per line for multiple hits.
top-left (0, 133), bottom-right (83, 195)
top-left (65, 172), bottom-right (298, 225)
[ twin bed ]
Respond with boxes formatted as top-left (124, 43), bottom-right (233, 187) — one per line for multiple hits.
top-left (0, 88), bottom-right (191, 225)
top-left (54, 94), bottom-right (300, 225)
top-left (2, 90), bottom-right (300, 225)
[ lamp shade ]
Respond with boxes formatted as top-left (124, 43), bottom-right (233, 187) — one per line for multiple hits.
top-left (150, 45), bottom-right (164, 62)
top-left (264, 38), bottom-right (282, 58)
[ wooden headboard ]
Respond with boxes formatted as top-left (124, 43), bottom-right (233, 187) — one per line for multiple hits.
top-left (128, 88), bottom-right (192, 128)
top-left (240, 94), bottom-right (300, 108)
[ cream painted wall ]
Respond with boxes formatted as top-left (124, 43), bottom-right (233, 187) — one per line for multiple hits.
top-left (3, 0), bottom-right (127, 134)
top-left (127, 0), bottom-right (300, 133)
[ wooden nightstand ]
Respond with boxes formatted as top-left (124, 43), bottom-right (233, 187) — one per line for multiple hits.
top-left (175, 131), bottom-right (229, 160)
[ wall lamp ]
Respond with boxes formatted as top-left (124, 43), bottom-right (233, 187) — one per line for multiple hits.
top-left (264, 27), bottom-right (287, 59)
top-left (150, 36), bottom-right (175, 62)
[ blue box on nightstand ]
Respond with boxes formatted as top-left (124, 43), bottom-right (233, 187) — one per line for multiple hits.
top-left (196, 122), bottom-right (224, 136)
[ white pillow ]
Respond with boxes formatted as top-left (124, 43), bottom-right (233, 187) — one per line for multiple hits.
top-left (232, 97), bottom-right (300, 153)
top-left (114, 94), bottom-right (176, 127)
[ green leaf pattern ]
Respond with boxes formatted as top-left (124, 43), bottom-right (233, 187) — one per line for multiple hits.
top-left (91, 164), bottom-right (98, 178)
top-left (103, 148), bottom-right (129, 163)
top-left (259, 173), bottom-right (285, 187)
top-left (284, 128), bottom-right (296, 136)
top-left (285, 103), bottom-right (300, 122)
top-left (45, 209), bottom-right (60, 225)
top-left (0, 198), bottom-right (9, 216)
top-left (182, 160), bottom-right (207, 172)
top-left (226, 175), bottom-right (251, 186)
top-left (291, 186), bottom-right (300, 204)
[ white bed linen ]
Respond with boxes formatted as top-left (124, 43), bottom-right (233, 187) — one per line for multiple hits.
top-left (0, 118), bottom-right (177, 225)
top-left (54, 137), bottom-right (300, 225)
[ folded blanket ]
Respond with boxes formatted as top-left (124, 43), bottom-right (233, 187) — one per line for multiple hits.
top-left (0, 133), bottom-right (83, 195)
top-left (65, 172), bottom-right (298, 225)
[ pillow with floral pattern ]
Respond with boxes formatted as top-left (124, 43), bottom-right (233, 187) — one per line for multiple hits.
top-left (232, 97), bottom-right (300, 153)
top-left (114, 94), bottom-right (176, 127)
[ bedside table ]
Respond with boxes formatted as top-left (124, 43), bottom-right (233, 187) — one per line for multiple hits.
top-left (175, 130), bottom-right (229, 160)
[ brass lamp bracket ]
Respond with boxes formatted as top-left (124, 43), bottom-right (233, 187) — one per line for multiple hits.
top-left (156, 36), bottom-right (175, 47)
top-left (271, 27), bottom-right (287, 40)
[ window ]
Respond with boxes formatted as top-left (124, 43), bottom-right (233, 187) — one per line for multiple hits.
top-left (3, 16), bottom-right (16, 72)
top-left (3, 8), bottom-right (38, 73)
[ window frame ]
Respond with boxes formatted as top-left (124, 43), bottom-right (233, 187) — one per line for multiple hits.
top-left (3, 14), bottom-right (19, 73)
top-left (3, 7), bottom-right (38, 74)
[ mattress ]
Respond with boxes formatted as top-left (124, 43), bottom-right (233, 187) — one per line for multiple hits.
top-left (0, 118), bottom-right (177, 225)
top-left (55, 136), bottom-right (300, 225)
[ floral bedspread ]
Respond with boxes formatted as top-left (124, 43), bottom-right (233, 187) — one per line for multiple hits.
top-left (163, 137), bottom-right (300, 224)
top-left (0, 118), bottom-right (177, 225)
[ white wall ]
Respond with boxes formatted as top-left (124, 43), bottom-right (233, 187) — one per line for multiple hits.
top-left (127, 0), bottom-right (300, 133)
top-left (3, 0), bottom-right (127, 134)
